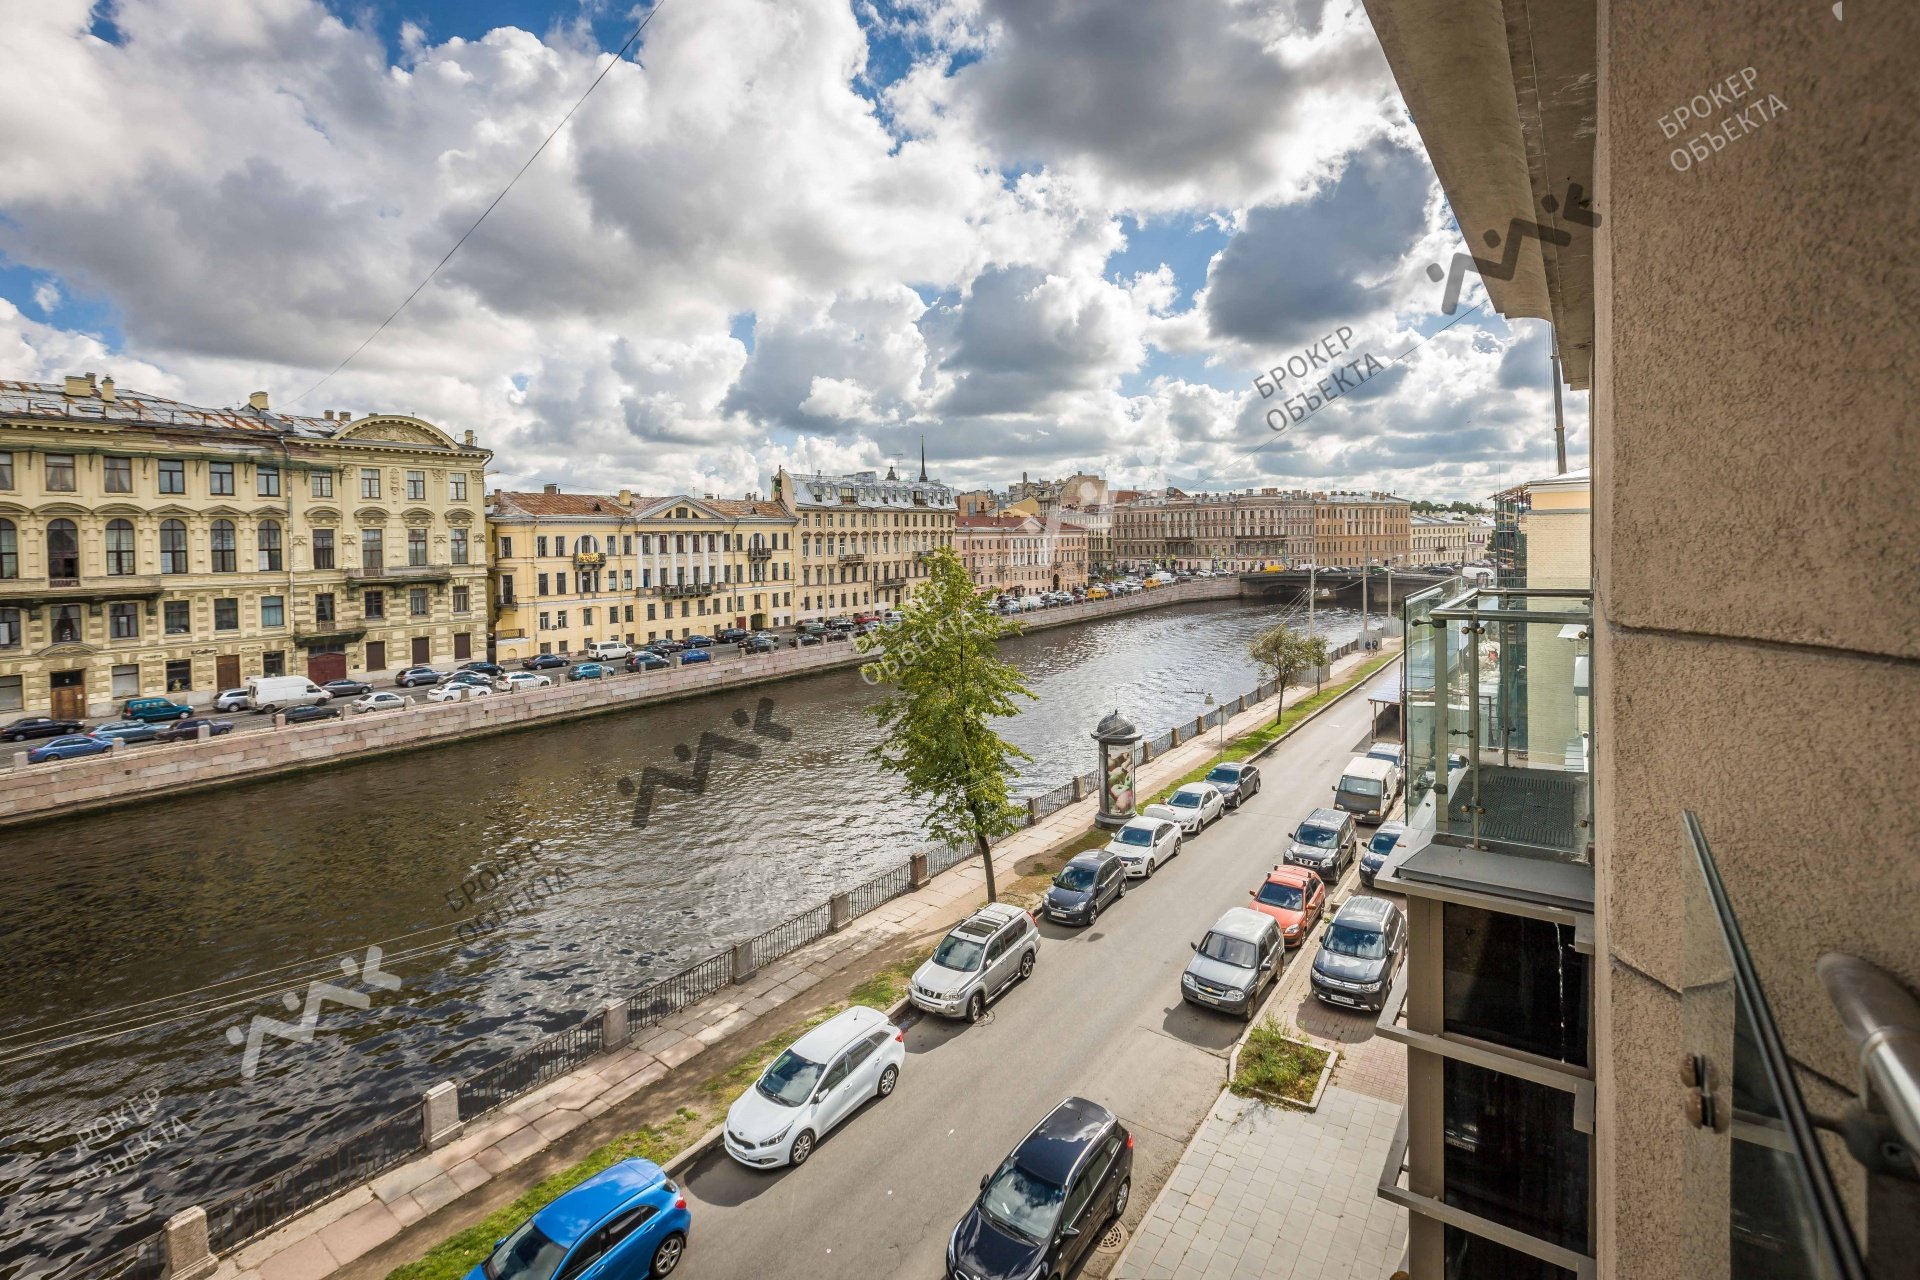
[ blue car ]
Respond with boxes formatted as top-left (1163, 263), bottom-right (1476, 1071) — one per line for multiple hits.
top-left (678, 648), bottom-right (710, 664)
top-left (27, 734), bottom-right (113, 763)
top-left (568, 662), bottom-right (610, 681)
top-left (467, 1158), bottom-right (688, 1280)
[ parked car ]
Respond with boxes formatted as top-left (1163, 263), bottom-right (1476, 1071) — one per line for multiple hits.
top-left (1182, 907), bottom-right (1284, 1021)
top-left (1310, 895), bottom-right (1406, 1013)
top-left (213, 688), bottom-right (253, 713)
top-left (1358, 821), bottom-right (1409, 889)
top-left (567, 663), bottom-right (611, 682)
top-left (88, 719), bottom-right (160, 744)
top-left (1104, 816), bottom-right (1181, 878)
top-left (1331, 755), bottom-right (1400, 824)
top-left (679, 648), bottom-right (711, 664)
top-left (1041, 851), bottom-right (1127, 927)
top-left (1365, 743), bottom-right (1405, 771)
top-left (794, 632), bottom-right (823, 647)
top-left (522, 653), bottom-right (568, 671)
top-left (627, 653), bottom-right (671, 673)
top-left (1143, 781), bottom-right (1225, 834)
top-left (1202, 761), bottom-right (1261, 809)
top-left (27, 734), bottom-right (113, 763)
top-left (153, 717), bottom-right (234, 742)
top-left (715, 627), bottom-right (750, 644)
top-left (441, 671), bottom-right (497, 692)
top-left (427, 682), bottom-right (490, 703)
top-left (741, 634), bottom-right (776, 654)
top-left (394, 666), bottom-right (444, 688)
top-left (246, 675), bottom-right (332, 711)
top-left (352, 692), bottom-right (409, 714)
top-left (503, 671), bottom-right (556, 690)
top-left (120, 697), bottom-right (193, 723)
top-left (909, 903), bottom-right (1039, 1023)
top-left (946, 1097), bottom-right (1133, 1280)
top-left (321, 679), bottom-right (373, 699)
top-left (586, 640), bottom-right (634, 661)
top-left (722, 1005), bottom-right (904, 1169)
top-left (466, 1157), bottom-right (689, 1280)
top-left (1283, 807), bottom-right (1357, 886)
top-left (683, 635), bottom-right (714, 649)
top-left (284, 703), bottom-right (343, 724)
top-left (458, 661), bottom-right (507, 680)
top-left (649, 638), bottom-right (688, 654)
top-left (1, 716), bottom-right (83, 742)
top-left (1247, 865), bottom-right (1327, 948)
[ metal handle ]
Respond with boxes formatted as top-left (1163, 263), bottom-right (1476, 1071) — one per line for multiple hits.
top-left (1819, 952), bottom-right (1920, 1171)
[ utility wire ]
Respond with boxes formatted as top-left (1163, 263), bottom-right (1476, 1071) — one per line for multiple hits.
top-left (289, 1), bottom-right (669, 407)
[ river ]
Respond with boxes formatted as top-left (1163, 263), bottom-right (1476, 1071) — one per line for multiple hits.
top-left (0, 597), bottom-right (1368, 1276)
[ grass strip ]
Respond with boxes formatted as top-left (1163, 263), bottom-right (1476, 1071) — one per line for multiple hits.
top-left (1229, 1018), bottom-right (1331, 1105)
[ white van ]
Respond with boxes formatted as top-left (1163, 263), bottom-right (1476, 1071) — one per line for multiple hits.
top-left (586, 640), bottom-right (633, 661)
top-left (246, 675), bottom-right (331, 712)
top-left (1331, 755), bottom-right (1401, 824)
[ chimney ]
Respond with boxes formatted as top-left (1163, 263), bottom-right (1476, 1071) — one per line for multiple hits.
top-left (543, 483), bottom-right (560, 495)
top-left (98, 377), bottom-right (116, 402)
top-left (323, 410), bottom-right (334, 420)
top-left (463, 430), bottom-right (476, 447)
top-left (63, 373), bottom-right (98, 397)
top-left (337, 409), bottom-right (350, 422)
top-left (618, 489), bottom-right (632, 506)
top-left (248, 391), bottom-right (269, 411)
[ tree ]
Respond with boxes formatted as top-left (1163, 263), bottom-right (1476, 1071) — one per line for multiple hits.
top-left (1248, 623), bottom-right (1329, 724)
top-left (860, 547), bottom-right (1035, 903)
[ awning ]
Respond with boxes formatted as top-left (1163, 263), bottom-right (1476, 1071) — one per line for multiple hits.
top-left (1367, 664), bottom-right (1404, 705)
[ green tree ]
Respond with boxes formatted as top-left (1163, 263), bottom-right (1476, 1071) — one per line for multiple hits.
top-left (860, 547), bottom-right (1035, 902)
top-left (1248, 622), bottom-right (1329, 723)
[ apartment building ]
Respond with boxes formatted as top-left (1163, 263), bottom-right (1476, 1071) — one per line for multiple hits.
top-left (955, 513), bottom-right (1090, 596)
top-left (1363, 3), bottom-right (1916, 1279)
top-left (487, 487), bottom-right (795, 659)
top-left (1314, 490), bottom-right (1412, 567)
top-left (0, 377), bottom-right (490, 715)
top-left (1409, 513), bottom-right (1492, 565)
top-left (1111, 488), bottom-right (1391, 572)
top-left (774, 462), bottom-right (956, 622)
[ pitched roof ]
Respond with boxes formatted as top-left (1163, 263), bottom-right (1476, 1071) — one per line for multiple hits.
top-left (489, 490), bottom-right (633, 518)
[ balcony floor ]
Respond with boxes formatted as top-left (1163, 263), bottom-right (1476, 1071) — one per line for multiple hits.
top-left (1451, 764), bottom-right (1585, 854)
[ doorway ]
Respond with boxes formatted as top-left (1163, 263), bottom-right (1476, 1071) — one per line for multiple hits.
top-left (307, 649), bottom-right (347, 684)
top-left (411, 636), bottom-right (430, 665)
top-left (49, 670), bottom-right (85, 721)
top-left (215, 655), bottom-right (241, 690)
top-left (453, 632), bottom-right (472, 660)
top-left (365, 640), bottom-right (387, 672)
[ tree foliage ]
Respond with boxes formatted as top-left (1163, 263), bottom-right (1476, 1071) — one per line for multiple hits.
top-left (1248, 623), bottom-right (1329, 723)
top-left (860, 547), bottom-right (1035, 901)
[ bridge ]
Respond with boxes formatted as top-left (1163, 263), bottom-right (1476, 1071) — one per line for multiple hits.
top-left (1234, 568), bottom-right (1467, 608)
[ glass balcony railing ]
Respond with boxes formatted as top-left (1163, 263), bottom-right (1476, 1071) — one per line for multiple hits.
top-left (1404, 584), bottom-right (1593, 860)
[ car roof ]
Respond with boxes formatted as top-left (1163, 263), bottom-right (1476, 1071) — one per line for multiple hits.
top-left (1207, 761), bottom-right (1248, 774)
top-left (962, 902), bottom-right (1027, 933)
top-left (1207, 906), bottom-right (1277, 942)
top-left (1264, 866), bottom-right (1316, 887)
top-left (1372, 821), bottom-right (1408, 838)
top-left (1303, 807), bottom-right (1348, 826)
top-left (1014, 1096), bottom-right (1116, 1186)
top-left (1340, 757), bottom-right (1396, 780)
top-left (1171, 782), bottom-right (1216, 795)
top-left (531, 1158), bottom-right (666, 1246)
top-left (1064, 851), bottom-right (1111, 869)
top-left (786, 1004), bottom-right (888, 1062)
top-left (1332, 895), bottom-right (1397, 927)
top-left (1117, 816), bottom-right (1162, 832)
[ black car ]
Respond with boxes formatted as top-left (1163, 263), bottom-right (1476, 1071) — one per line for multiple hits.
top-left (1310, 895), bottom-right (1406, 1013)
top-left (459, 661), bottom-right (507, 679)
top-left (948, 1097), bottom-right (1133, 1280)
top-left (742, 634), bottom-right (777, 653)
top-left (1283, 807), bottom-right (1356, 885)
top-left (683, 635), bottom-right (714, 649)
top-left (395, 666), bottom-right (444, 688)
top-left (153, 717), bottom-right (235, 743)
top-left (649, 638), bottom-right (687, 654)
top-left (714, 627), bottom-right (749, 644)
top-left (1202, 761), bottom-right (1262, 809)
top-left (1, 717), bottom-right (83, 742)
top-left (793, 632), bottom-right (822, 647)
top-left (1041, 852), bottom-right (1126, 927)
top-left (627, 652), bottom-right (671, 673)
top-left (522, 654), bottom-right (568, 671)
top-left (284, 703), bottom-right (343, 724)
top-left (322, 678), bottom-right (373, 699)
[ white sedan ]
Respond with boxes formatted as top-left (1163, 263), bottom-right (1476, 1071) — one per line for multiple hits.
top-left (1143, 781), bottom-right (1226, 834)
top-left (722, 1005), bottom-right (903, 1168)
top-left (1104, 816), bottom-right (1182, 878)
top-left (426, 682), bottom-right (490, 703)
top-left (351, 692), bottom-right (409, 714)
top-left (502, 672), bottom-right (554, 691)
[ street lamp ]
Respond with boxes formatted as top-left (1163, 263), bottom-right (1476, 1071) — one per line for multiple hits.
top-left (1183, 688), bottom-right (1226, 751)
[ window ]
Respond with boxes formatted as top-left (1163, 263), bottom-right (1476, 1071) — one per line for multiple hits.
top-left (554, 536), bottom-right (567, 557)
top-left (364, 590), bottom-right (385, 619)
top-left (538, 611), bottom-right (550, 631)
top-left (45, 453), bottom-right (77, 491)
top-left (164, 600), bottom-right (191, 634)
top-left (104, 456), bottom-right (133, 493)
top-left (257, 520), bottom-right (283, 571)
top-left (263, 651), bottom-right (286, 677)
top-left (159, 458), bottom-right (185, 494)
top-left (537, 572), bottom-right (549, 596)
top-left (315, 593), bottom-right (336, 624)
top-left (451, 528), bottom-right (469, 565)
top-left (0, 609), bottom-right (20, 649)
top-left (210, 520), bottom-right (237, 572)
top-left (155, 520), bottom-right (188, 574)
top-left (105, 519), bottom-right (137, 575)
top-left (312, 529), bottom-right (335, 570)
top-left (498, 535), bottom-right (512, 559)
top-left (360, 468), bottom-right (381, 499)
top-left (556, 609), bottom-right (567, 628)
top-left (0, 520), bottom-right (16, 579)
top-left (109, 603), bottom-right (139, 639)
top-left (208, 461), bottom-right (234, 495)
top-left (261, 596), bottom-right (285, 627)
top-left (1443, 904), bottom-right (1589, 1066)
top-left (406, 470), bottom-right (426, 500)
top-left (47, 519), bottom-right (79, 580)
top-left (311, 470), bottom-right (334, 498)
top-left (165, 658), bottom-right (193, 692)
top-left (361, 528), bottom-right (383, 570)
top-left (1443, 1059), bottom-right (1590, 1254)
top-left (51, 603), bottom-right (82, 643)
top-left (407, 528), bottom-right (427, 566)
top-left (450, 473), bottom-right (468, 501)
top-left (583, 607), bottom-right (594, 626)
top-left (257, 464), bottom-right (280, 497)
top-left (499, 574), bottom-right (514, 603)
top-left (452, 586), bottom-right (470, 613)
top-left (409, 588), bottom-right (428, 617)
top-left (0, 453), bottom-right (11, 488)
top-left (213, 598), bottom-right (239, 631)
top-left (537, 536), bottom-right (548, 558)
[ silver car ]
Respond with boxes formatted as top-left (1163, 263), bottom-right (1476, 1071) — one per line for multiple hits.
top-left (909, 903), bottom-right (1039, 1023)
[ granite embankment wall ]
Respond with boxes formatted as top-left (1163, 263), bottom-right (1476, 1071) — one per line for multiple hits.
top-left (0, 579), bottom-right (1243, 828)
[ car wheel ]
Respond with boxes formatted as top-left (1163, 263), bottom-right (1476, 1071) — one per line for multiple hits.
top-left (649, 1231), bottom-right (686, 1277)
top-left (788, 1130), bottom-right (816, 1166)
top-left (1145, 857), bottom-right (1156, 878)
top-left (1117, 878), bottom-right (1127, 899)
top-left (966, 992), bottom-right (986, 1023)
top-left (1113, 1176), bottom-right (1131, 1219)
top-left (1019, 950), bottom-right (1035, 980)
top-left (877, 1064), bottom-right (898, 1099)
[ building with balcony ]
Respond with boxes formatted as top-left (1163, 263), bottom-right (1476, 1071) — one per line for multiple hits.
top-left (954, 513), bottom-right (1089, 596)
top-left (774, 459), bottom-right (955, 623)
top-left (1361, 3), bottom-right (1916, 1278)
top-left (1111, 488), bottom-right (1390, 572)
top-left (1410, 513), bottom-right (1493, 565)
top-left (0, 376), bottom-right (489, 716)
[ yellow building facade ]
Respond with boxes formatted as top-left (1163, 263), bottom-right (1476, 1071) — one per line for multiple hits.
top-left (775, 465), bottom-right (956, 623)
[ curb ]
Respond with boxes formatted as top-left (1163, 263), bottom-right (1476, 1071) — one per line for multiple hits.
top-left (1244, 649), bottom-right (1402, 767)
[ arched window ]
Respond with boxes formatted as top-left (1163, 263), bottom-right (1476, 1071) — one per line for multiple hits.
top-left (106, 519), bottom-right (137, 575)
top-left (257, 520), bottom-right (283, 571)
top-left (160, 520), bottom-right (188, 574)
top-left (210, 520), bottom-right (237, 573)
top-left (577, 534), bottom-right (597, 554)
top-left (46, 519), bottom-right (79, 581)
top-left (0, 519), bottom-right (16, 579)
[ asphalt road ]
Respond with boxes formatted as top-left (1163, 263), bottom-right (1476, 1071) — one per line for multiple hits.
top-left (672, 685), bottom-right (1396, 1280)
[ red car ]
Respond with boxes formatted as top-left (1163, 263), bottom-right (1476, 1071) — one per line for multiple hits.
top-left (1247, 865), bottom-right (1327, 948)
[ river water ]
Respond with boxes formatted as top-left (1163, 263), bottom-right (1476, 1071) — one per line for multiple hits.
top-left (0, 597), bottom-right (1366, 1275)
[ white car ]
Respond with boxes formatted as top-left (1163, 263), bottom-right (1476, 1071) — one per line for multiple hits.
top-left (502, 671), bottom-right (553, 691)
top-left (1143, 782), bottom-right (1226, 834)
top-left (1105, 816), bottom-right (1182, 878)
top-left (213, 688), bottom-right (252, 713)
top-left (426, 682), bottom-right (490, 703)
top-left (351, 692), bottom-right (408, 714)
top-left (722, 1005), bottom-right (903, 1169)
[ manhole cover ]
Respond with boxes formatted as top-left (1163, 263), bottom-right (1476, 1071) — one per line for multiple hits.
top-left (1096, 1222), bottom-right (1128, 1255)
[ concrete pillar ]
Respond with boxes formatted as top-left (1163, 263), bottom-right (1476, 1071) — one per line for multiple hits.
top-left (1070, 776), bottom-right (1084, 803)
top-left (1170, 726), bottom-right (1182, 747)
top-left (1141, 740), bottom-right (1154, 764)
top-left (13, 749), bottom-right (28, 771)
top-left (422, 1080), bottom-right (461, 1150)
top-left (910, 851), bottom-right (930, 888)
top-left (601, 998), bottom-right (630, 1049)
top-left (272, 711), bottom-right (286, 730)
top-left (1026, 796), bottom-right (1040, 825)
top-left (1194, 715), bottom-right (1206, 737)
top-left (162, 1206), bottom-right (217, 1280)
top-left (829, 892), bottom-right (852, 931)
top-left (731, 938), bottom-right (757, 984)
top-left (196, 723), bottom-right (211, 741)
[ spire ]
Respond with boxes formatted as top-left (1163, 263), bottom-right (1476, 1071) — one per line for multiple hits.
top-left (918, 435), bottom-right (928, 483)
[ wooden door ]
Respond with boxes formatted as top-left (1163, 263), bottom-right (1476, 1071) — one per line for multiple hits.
top-left (365, 641), bottom-right (387, 672)
top-left (453, 632), bottom-right (472, 660)
top-left (49, 674), bottom-right (85, 721)
top-left (306, 650), bottom-right (347, 684)
top-left (215, 655), bottom-right (241, 690)
top-left (411, 636), bottom-right (431, 665)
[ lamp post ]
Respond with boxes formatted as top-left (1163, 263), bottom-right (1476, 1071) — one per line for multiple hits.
top-left (1183, 688), bottom-right (1225, 752)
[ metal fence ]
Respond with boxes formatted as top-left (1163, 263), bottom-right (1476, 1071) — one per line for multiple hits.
top-left (848, 862), bottom-right (913, 917)
top-left (629, 950), bottom-right (732, 1030)
top-left (461, 1019), bottom-right (607, 1123)
top-left (204, 1103), bottom-right (424, 1256)
top-left (746, 901), bottom-right (834, 973)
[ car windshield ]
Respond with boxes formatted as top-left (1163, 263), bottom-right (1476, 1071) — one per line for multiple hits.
top-left (933, 933), bottom-right (986, 972)
top-left (1205, 767), bottom-right (1239, 785)
top-left (1369, 831), bottom-right (1402, 855)
top-left (1199, 932), bottom-right (1259, 967)
top-left (1168, 791), bottom-right (1200, 808)
top-left (1116, 826), bottom-right (1153, 846)
top-left (755, 1048), bottom-right (823, 1107)
top-left (1325, 924), bottom-right (1388, 959)
top-left (1256, 882), bottom-right (1304, 910)
top-left (979, 1159), bottom-right (1065, 1244)
top-left (482, 1219), bottom-right (567, 1280)
top-left (1054, 864), bottom-right (1097, 891)
top-left (1295, 825), bottom-right (1338, 848)
top-left (1338, 776), bottom-right (1384, 798)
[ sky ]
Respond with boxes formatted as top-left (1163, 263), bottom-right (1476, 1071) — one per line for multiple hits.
top-left (0, 0), bottom-right (1590, 502)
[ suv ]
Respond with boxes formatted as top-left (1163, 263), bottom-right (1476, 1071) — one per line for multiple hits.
top-left (1284, 807), bottom-right (1357, 885)
top-left (948, 1097), bottom-right (1133, 1280)
top-left (910, 902), bottom-right (1040, 1022)
top-left (1182, 907), bottom-right (1283, 1021)
top-left (1310, 895), bottom-right (1406, 1012)
top-left (1041, 851), bottom-right (1126, 927)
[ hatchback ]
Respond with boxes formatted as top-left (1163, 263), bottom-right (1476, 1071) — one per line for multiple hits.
top-left (1042, 851), bottom-right (1126, 927)
top-left (1246, 865), bottom-right (1326, 947)
top-left (947, 1097), bottom-right (1133, 1280)
top-left (523, 654), bottom-right (568, 671)
top-left (1182, 907), bottom-right (1283, 1021)
top-left (121, 697), bottom-right (193, 722)
top-left (89, 719), bottom-right (161, 744)
top-left (567, 663), bottom-right (611, 681)
top-left (722, 1006), bottom-right (904, 1169)
top-left (395, 666), bottom-right (444, 688)
top-left (1310, 896), bottom-right (1406, 1013)
top-left (284, 704), bottom-right (342, 724)
top-left (1202, 761), bottom-right (1261, 809)
top-left (627, 653), bottom-right (670, 673)
top-left (909, 903), bottom-right (1040, 1023)
top-left (153, 717), bottom-right (234, 743)
top-left (27, 733), bottom-right (113, 763)
top-left (213, 688), bottom-right (253, 713)
top-left (679, 649), bottom-right (711, 664)
top-left (465, 1157), bottom-right (689, 1280)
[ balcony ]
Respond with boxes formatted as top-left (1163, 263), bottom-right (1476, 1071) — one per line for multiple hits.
top-left (838, 552), bottom-right (866, 564)
top-left (661, 582), bottom-right (717, 599)
top-left (877, 575), bottom-right (906, 589)
top-left (1404, 584), bottom-right (1593, 861)
top-left (573, 550), bottom-right (607, 569)
top-left (0, 574), bottom-right (166, 604)
top-left (747, 545), bottom-right (773, 562)
top-left (347, 563), bottom-right (453, 585)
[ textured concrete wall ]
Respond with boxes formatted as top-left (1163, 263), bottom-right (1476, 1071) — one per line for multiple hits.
top-left (1592, 2), bottom-right (1920, 1273)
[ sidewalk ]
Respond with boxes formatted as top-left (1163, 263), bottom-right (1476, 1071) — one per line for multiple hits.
top-left (221, 642), bottom-right (1395, 1280)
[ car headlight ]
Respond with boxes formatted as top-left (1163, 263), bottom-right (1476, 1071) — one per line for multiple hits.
top-left (1182, 974), bottom-right (1198, 989)
top-left (1284, 925), bottom-right (1299, 936)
